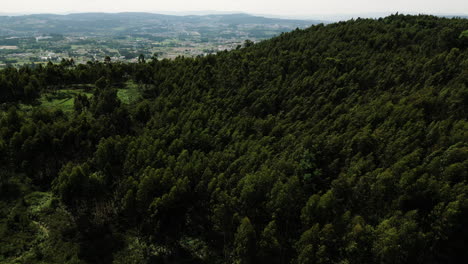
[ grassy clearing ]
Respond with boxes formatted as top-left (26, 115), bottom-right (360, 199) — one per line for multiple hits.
top-left (20, 82), bottom-right (140, 114)
top-left (38, 89), bottom-right (93, 113)
top-left (460, 30), bottom-right (468, 38)
top-left (19, 89), bottom-right (88, 113)
top-left (117, 81), bottom-right (142, 104)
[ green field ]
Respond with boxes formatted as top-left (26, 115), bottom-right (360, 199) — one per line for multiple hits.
top-left (20, 82), bottom-right (141, 113)
top-left (41, 89), bottom-right (92, 112)
top-left (117, 81), bottom-right (141, 104)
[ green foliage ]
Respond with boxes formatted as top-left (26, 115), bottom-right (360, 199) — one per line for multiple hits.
top-left (0, 176), bottom-right (81, 264)
top-left (117, 83), bottom-right (141, 105)
top-left (460, 30), bottom-right (468, 38)
top-left (52, 163), bottom-right (91, 206)
top-left (0, 14), bottom-right (468, 264)
top-left (234, 217), bottom-right (256, 264)
top-left (90, 87), bottom-right (121, 116)
top-left (95, 77), bottom-right (109, 90)
top-left (258, 220), bottom-right (281, 263)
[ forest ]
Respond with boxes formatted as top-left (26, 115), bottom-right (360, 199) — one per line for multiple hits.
top-left (0, 14), bottom-right (468, 264)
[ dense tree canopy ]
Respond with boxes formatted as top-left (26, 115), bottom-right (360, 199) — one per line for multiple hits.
top-left (1, 14), bottom-right (467, 264)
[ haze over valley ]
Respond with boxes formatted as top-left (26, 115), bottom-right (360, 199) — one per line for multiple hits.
top-left (0, 13), bottom-right (319, 67)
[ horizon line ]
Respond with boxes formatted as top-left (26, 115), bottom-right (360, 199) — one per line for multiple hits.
top-left (0, 11), bottom-right (467, 20)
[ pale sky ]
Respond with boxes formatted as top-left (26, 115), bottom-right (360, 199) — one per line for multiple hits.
top-left (2, 0), bottom-right (467, 17)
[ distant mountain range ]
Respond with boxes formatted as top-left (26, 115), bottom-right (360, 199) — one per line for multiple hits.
top-left (0, 12), bottom-right (322, 36)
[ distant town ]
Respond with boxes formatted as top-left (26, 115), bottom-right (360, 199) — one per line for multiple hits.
top-left (0, 34), bottom-right (247, 67)
top-left (0, 13), bottom-right (318, 67)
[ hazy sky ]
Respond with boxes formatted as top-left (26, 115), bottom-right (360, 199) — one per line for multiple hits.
top-left (2, 0), bottom-right (467, 17)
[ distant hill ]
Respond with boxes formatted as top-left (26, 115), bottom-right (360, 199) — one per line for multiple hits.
top-left (0, 12), bottom-right (321, 36)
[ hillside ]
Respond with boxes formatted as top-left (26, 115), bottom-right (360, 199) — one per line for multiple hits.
top-left (1, 14), bottom-right (468, 264)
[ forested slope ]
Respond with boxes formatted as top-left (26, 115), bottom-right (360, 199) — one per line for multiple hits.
top-left (1, 14), bottom-right (468, 263)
